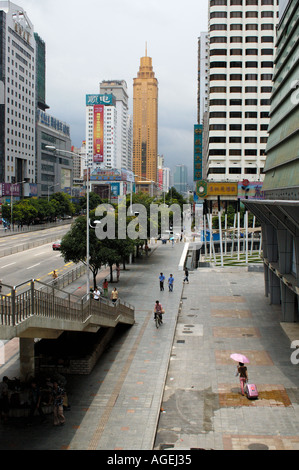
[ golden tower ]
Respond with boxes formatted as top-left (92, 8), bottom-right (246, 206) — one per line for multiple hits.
top-left (133, 47), bottom-right (158, 194)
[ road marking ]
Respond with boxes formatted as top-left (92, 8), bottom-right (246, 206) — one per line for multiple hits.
top-left (26, 263), bottom-right (41, 270)
top-left (0, 262), bottom-right (16, 269)
top-left (33, 252), bottom-right (48, 256)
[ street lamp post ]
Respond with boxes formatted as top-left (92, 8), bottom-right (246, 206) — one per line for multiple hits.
top-left (45, 146), bottom-right (92, 297)
top-left (48, 183), bottom-right (60, 202)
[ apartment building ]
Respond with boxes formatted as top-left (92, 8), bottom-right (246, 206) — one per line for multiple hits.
top-left (207, 0), bottom-right (279, 182)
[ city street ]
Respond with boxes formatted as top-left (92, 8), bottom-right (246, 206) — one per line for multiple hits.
top-left (0, 225), bottom-right (76, 290)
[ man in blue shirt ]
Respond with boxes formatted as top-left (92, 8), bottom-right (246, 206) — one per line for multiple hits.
top-left (159, 273), bottom-right (165, 291)
top-left (168, 274), bottom-right (174, 292)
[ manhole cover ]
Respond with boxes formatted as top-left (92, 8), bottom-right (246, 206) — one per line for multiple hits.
top-left (248, 443), bottom-right (269, 450)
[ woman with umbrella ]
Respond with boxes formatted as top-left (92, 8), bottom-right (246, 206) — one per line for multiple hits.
top-left (230, 354), bottom-right (249, 396)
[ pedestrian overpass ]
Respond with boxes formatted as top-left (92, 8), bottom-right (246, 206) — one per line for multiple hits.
top-left (0, 279), bottom-right (135, 379)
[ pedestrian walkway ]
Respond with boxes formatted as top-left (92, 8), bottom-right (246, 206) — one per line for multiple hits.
top-left (0, 242), bottom-right (299, 451)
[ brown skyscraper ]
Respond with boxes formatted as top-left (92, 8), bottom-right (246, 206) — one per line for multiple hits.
top-left (133, 49), bottom-right (158, 193)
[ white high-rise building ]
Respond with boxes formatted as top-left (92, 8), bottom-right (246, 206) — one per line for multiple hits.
top-left (85, 94), bottom-right (117, 172)
top-left (207, 0), bottom-right (279, 182)
top-left (198, 32), bottom-right (209, 124)
top-left (100, 80), bottom-right (132, 171)
top-left (0, 2), bottom-right (36, 184)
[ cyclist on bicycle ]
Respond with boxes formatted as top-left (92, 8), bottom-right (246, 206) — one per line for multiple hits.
top-left (154, 300), bottom-right (164, 324)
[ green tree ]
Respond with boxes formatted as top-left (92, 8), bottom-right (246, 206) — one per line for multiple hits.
top-left (13, 200), bottom-right (38, 227)
top-left (50, 192), bottom-right (75, 218)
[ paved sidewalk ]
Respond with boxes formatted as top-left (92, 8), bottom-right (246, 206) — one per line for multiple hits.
top-left (0, 242), bottom-right (299, 451)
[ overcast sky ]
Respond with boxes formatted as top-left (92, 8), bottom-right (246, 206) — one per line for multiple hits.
top-left (21, 0), bottom-right (209, 183)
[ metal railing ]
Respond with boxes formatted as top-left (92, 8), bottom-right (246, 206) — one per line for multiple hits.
top-left (0, 280), bottom-right (135, 331)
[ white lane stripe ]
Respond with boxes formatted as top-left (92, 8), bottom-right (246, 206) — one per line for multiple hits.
top-left (26, 263), bottom-right (41, 270)
top-left (0, 262), bottom-right (16, 269)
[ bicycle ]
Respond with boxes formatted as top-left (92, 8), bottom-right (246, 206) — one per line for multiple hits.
top-left (154, 312), bottom-right (163, 329)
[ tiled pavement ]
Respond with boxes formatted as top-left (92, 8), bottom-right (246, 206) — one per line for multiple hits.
top-left (1, 243), bottom-right (299, 452)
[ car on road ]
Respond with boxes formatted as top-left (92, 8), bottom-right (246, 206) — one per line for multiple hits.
top-left (52, 240), bottom-right (61, 250)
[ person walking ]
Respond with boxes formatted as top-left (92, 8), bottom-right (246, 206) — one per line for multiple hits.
top-left (159, 273), bottom-right (165, 291)
top-left (236, 362), bottom-right (248, 396)
top-left (51, 381), bottom-right (65, 426)
top-left (93, 286), bottom-right (101, 301)
top-left (103, 279), bottom-right (109, 298)
top-left (183, 267), bottom-right (189, 284)
top-left (111, 287), bottom-right (118, 304)
top-left (168, 274), bottom-right (174, 292)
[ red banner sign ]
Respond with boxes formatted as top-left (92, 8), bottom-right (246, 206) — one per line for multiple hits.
top-left (93, 105), bottom-right (104, 163)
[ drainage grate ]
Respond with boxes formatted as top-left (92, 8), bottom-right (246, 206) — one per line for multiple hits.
top-left (177, 340), bottom-right (185, 343)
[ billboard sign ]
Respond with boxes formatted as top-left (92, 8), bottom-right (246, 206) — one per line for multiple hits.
top-left (194, 124), bottom-right (203, 181)
top-left (86, 94), bottom-right (116, 107)
top-left (93, 105), bottom-right (104, 163)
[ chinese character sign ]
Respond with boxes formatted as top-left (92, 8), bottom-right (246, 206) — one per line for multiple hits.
top-left (93, 105), bottom-right (104, 163)
top-left (194, 124), bottom-right (203, 182)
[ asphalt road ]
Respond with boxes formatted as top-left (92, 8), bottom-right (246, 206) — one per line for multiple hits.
top-left (0, 225), bottom-right (76, 291)
top-left (0, 224), bottom-right (71, 257)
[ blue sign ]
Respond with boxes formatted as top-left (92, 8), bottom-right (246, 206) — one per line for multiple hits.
top-left (86, 94), bottom-right (116, 107)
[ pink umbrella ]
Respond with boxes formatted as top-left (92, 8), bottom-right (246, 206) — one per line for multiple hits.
top-left (230, 353), bottom-right (250, 364)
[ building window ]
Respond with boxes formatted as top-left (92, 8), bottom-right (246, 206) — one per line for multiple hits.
top-left (245, 136), bottom-right (257, 143)
top-left (261, 36), bottom-right (274, 42)
top-left (230, 0), bottom-right (242, 4)
top-left (230, 124), bottom-right (242, 130)
top-left (210, 87), bottom-right (227, 93)
top-left (261, 74), bottom-right (273, 80)
top-left (246, 74), bottom-right (258, 80)
top-left (246, 61), bottom-right (258, 67)
top-left (261, 11), bottom-right (274, 17)
top-left (230, 11), bottom-right (243, 17)
top-left (210, 61), bottom-right (227, 68)
top-left (230, 149), bottom-right (242, 156)
top-left (230, 111), bottom-right (242, 117)
top-left (230, 49), bottom-right (243, 55)
top-left (245, 124), bottom-right (258, 130)
top-left (245, 111), bottom-right (257, 118)
top-left (209, 149), bottom-right (226, 155)
top-left (230, 61), bottom-right (242, 67)
top-left (230, 136), bottom-right (242, 143)
top-left (261, 49), bottom-right (273, 55)
top-left (210, 111), bottom-right (227, 118)
top-left (229, 167), bottom-right (242, 174)
top-left (246, 24), bottom-right (258, 30)
top-left (230, 74), bottom-right (243, 80)
top-left (261, 99), bottom-right (271, 105)
top-left (230, 99), bottom-right (242, 105)
top-left (210, 36), bottom-right (227, 43)
top-left (262, 0), bottom-right (274, 4)
top-left (210, 74), bottom-right (227, 81)
top-left (211, 11), bottom-right (227, 18)
top-left (230, 36), bottom-right (243, 43)
top-left (246, 0), bottom-right (258, 4)
top-left (245, 167), bottom-right (257, 174)
top-left (210, 49), bottom-right (227, 55)
top-left (261, 24), bottom-right (274, 30)
top-left (209, 136), bottom-right (227, 143)
top-left (210, 99), bottom-right (227, 105)
top-left (230, 24), bottom-right (243, 30)
top-left (210, 0), bottom-right (227, 5)
top-left (230, 86), bottom-right (242, 92)
top-left (210, 24), bottom-right (227, 31)
top-left (210, 124), bottom-right (227, 130)
top-left (246, 36), bottom-right (258, 42)
top-left (245, 149), bottom-right (257, 155)
top-left (261, 61), bottom-right (273, 68)
top-left (246, 10), bottom-right (258, 16)
top-left (246, 49), bottom-right (258, 55)
top-left (209, 168), bottom-right (226, 174)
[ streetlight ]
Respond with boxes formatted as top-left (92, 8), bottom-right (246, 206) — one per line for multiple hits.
top-left (10, 180), bottom-right (25, 230)
top-left (45, 145), bottom-right (92, 297)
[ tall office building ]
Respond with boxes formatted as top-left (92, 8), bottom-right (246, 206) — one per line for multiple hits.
top-left (173, 164), bottom-right (188, 195)
top-left (198, 32), bottom-right (209, 125)
top-left (100, 80), bottom-right (132, 171)
top-left (133, 49), bottom-right (158, 193)
top-left (207, 0), bottom-right (279, 182)
top-left (85, 93), bottom-right (117, 172)
top-left (0, 2), bottom-right (36, 185)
